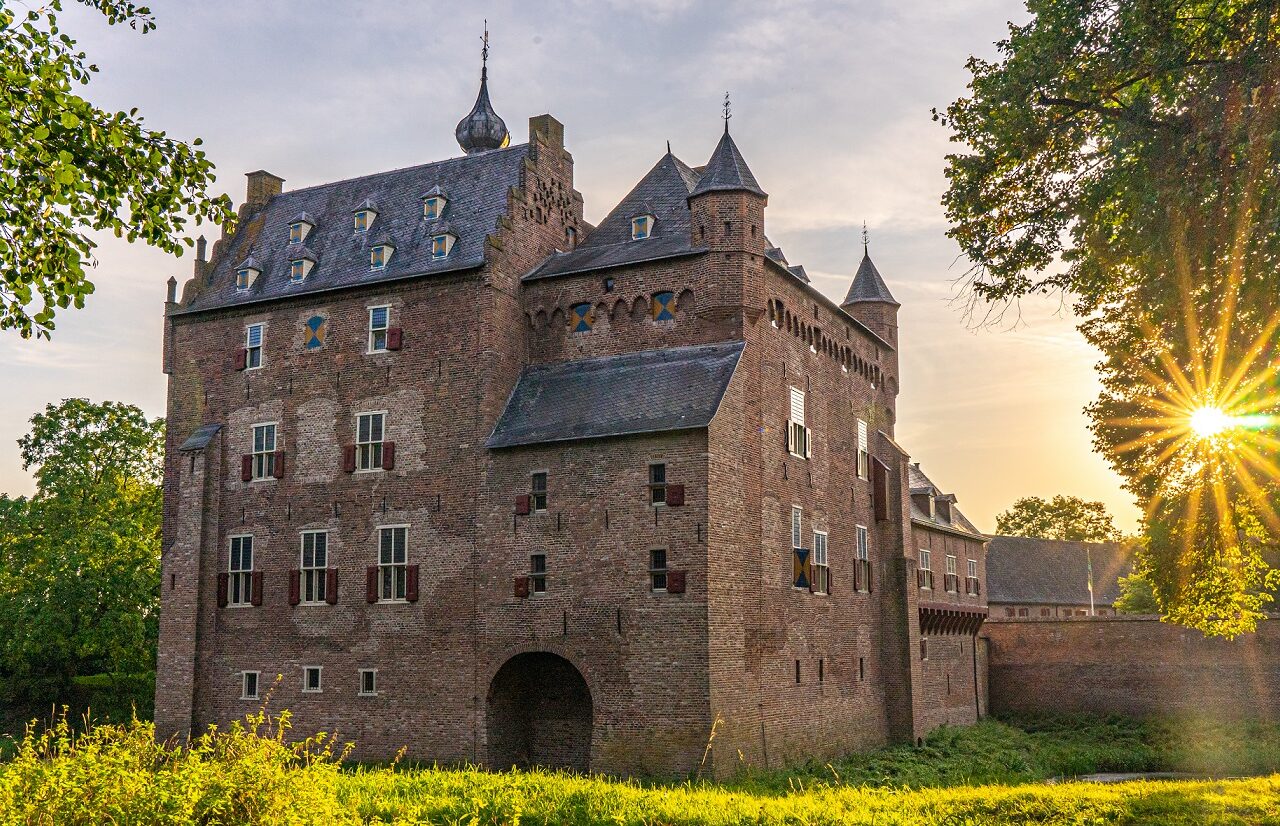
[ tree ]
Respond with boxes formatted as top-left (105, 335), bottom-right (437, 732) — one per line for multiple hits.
top-left (1115, 570), bottom-right (1161, 615)
top-left (995, 495), bottom-right (1121, 542)
top-left (0, 1), bottom-right (232, 338)
top-left (938, 0), bottom-right (1280, 635)
top-left (0, 399), bottom-right (163, 700)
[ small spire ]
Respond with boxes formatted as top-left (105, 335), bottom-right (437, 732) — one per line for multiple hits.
top-left (722, 91), bottom-right (732, 134)
top-left (666, 139), bottom-right (672, 155)
top-left (862, 221), bottom-right (869, 255)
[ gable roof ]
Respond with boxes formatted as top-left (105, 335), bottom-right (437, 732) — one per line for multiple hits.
top-left (986, 535), bottom-right (1132, 606)
top-left (907, 462), bottom-right (984, 537)
top-left (487, 341), bottom-right (744, 449)
top-left (843, 251), bottom-right (899, 306)
top-left (525, 152), bottom-right (704, 282)
top-left (688, 130), bottom-right (766, 198)
top-left (180, 145), bottom-right (529, 314)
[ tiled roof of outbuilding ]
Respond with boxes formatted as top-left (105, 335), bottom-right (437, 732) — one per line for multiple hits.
top-left (180, 145), bottom-right (528, 314)
top-left (986, 535), bottom-right (1132, 606)
top-left (487, 341), bottom-right (744, 449)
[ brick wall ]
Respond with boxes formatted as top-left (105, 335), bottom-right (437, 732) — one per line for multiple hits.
top-left (985, 615), bottom-right (1280, 719)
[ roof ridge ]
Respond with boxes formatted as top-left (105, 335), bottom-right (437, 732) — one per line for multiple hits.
top-left (269, 144), bottom-right (529, 200)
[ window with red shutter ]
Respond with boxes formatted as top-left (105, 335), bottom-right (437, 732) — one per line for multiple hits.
top-left (666, 484), bottom-right (685, 507)
top-left (234, 348), bottom-right (248, 371)
top-left (513, 576), bottom-right (530, 598)
top-left (273, 450), bottom-right (285, 479)
top-left (382, 442), bottom-right (396, 471)
top-left (343, 445), bottom-right (357, 473)
top-left (405, 565), bottom-right (419, 602)
top-left (217, 572), bottom-right (229, 607)
top-left (386, 327), bottom-right (403, 350)
top-left (515, 494), bottom-right (531, 516)
top-left (666, 569), bottom-right (687, 594)
top-left (366, 566), bottom-right (379, 603)
top-left (240, 455), bottom-right (253, 482)
top-left (872, 458), bottom-right (889, 522)
top-left (326, 569), bottom-right (338, 605)
top-left (288, 570), bottom-right (301, 606)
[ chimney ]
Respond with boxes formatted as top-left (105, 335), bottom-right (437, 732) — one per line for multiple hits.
top-left (245, 170), bottom-right (285, 208)
top-left (528, 114), bottom-right (564, 149)
top-left (166, 275), bottom-right (177, 304)
top-left (196, 235), bottom-right (207, 262)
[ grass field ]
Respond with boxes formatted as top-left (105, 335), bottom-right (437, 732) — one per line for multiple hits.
top-left (1, 712), bottom-right (1278, 824)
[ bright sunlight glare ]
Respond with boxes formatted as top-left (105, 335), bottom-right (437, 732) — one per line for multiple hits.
top-left (1189, 406), bottom-right (1232, 439)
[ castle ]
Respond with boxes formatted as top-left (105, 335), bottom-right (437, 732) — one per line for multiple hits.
top-left (155, 52), bottom-right (989, 777)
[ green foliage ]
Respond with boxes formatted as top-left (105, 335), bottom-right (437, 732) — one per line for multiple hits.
top-left (0, 399), bottom-right (164, 701)
top-left (995, 495), bottom-right (1121, 541)
top-left (938, 0), bottom-right (1280, 635)
top-left (0, 0), bottom-right (233, 337)
top-left (1116, 569), bottom-right (1161, 614)
top-left (2, 714), bottom-right (1279, 825)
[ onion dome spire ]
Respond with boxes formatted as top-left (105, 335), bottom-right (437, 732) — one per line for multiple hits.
top-left (455, 22), bottom-right (510, 155)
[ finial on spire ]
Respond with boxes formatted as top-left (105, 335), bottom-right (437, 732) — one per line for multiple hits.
top-left (666, 139), bottom-right (672, 155)
top-left (722, 91), bottom-right (732, 133)
top-left (481, 20), bottom-right (490, 73)
top-left (862, 221), bottom-right (869, 255)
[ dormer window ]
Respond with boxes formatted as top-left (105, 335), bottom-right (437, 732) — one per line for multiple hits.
top-left (631, 215), bottom-right (654, 240)
top-left (289, 258), bottom-right (314, 284)
top-left (431, 233), bottom-right (457, 260)
top-left (234, 256), bottom-right (261, 291)
top-left (354, 211), bottom-right (371, 233)
top-left (422, 186), bottom-right (447, 221)
top-left (288, 213), bottom-right (315, 244)
top-left (370, 244), bottom-right (394, 271)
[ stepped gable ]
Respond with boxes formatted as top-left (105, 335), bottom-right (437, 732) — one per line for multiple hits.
top-left (182, 146), bottom-right (528, 313)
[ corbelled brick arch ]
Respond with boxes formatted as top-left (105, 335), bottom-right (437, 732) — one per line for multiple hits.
top-left (486, 651), bottom-right (594, 773)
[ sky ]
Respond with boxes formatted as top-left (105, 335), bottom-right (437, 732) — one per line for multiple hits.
top-left (0, 0), bottom-right (1140, 533)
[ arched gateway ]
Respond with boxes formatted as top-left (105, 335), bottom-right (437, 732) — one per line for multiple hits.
top-left (486, 652), bottom-right (593, 773)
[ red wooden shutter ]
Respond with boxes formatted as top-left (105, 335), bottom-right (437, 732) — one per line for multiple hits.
top-left (288, 570), bottom-right (300, 606)
top-left (513, 576), bottom-right (530, 599)
top-left (326, 568), bottom-right (338, 605)
top-left (217, 572), bottom-right (229, 608)
top-left (666, 484), bottom-right (685, 507)
top-left (515, 495), bottom-right (531, 516)
top-left (386, 327), bottom-right (403, 351)
top-left (241, 455), bottom-right (253, 482)
top-left (250, 571), bottom-right (263, 607)
top-left (382, 442), bottom-right (396, 471)
top-left (784, 424), bottom-right (791, 453)
top-left (667, 570), bottom-right (687, 594)
top-left (366, 566), bottom-right (379, 603)
top-left (872, 458), bottom-right (889, 522)
top-left (342, 445), bottom-right (357, 473)
top-left (273, 450), bottom-right (285, 479)
top-left (234, 348), bottom-right (248, 371)
top-left (853, 561), bottom-right (862, 592)
top-left (406, 565), bottom-right (420, 602)
top-left (807, 559), bottom-right (815, 593)
top-left (866, 563), bottom-right (873, 593)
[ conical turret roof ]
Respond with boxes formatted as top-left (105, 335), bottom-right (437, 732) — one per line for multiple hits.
top-left (688, 129), bottom-right (766, 199)
top-left (842, 250), bottom-right (899, 306)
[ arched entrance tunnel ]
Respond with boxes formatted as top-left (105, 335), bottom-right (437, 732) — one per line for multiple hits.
top-left (487, 652), bottom-right (593, 773)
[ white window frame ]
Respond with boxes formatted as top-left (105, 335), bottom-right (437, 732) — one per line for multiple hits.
top-left (787, 386), bottom-right (811, 458)
top-left (236, 268), bottom-right (255, 290)
top-left (812, 530), bottom-right (829, 595)
top-left (946, 553), bottom-right (958, 592)
top-left (358, 669), bottom-right (378, 697)
top-left (631, 214), bottom-right (653, 240)
top-left (250, 422), bottom-right (277, 480)
top-left (228, 535), bottom-right (254, 606)
top-left (300, 530), bottom-right (328, 605)
top-left (648, 463), bottom-right (667, 506)
top-left (377, 525), bottom-right (408, 603)
top-left (368, 306), bottom-right (390, 353)
top-left (423, 196), bottom-right (443, 220)
top-left (289, 222), bottom-right (307, 244)
top-left (968, 558), bottom-right (978, 579)
top-left (302, 666), bottom-right (323, 693)
top-left (946, 554), bottom-right (957, 575)
top-left (355, 411), bottom-right (386, 472)
top-left (856, 525), bottom-right (870, 561)
top-left (857, 419), bottom-right (870, 480)
top-left (240, 670), bottom-right (260, 700)
top-left (245, 323), bottom-right (264, 370)
top-left (791, 506), bottom-right (802, 549)
top-left (430, 233), bottom-right (455, 259)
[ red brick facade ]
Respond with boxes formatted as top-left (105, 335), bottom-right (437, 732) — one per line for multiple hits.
top-left (155, 110), bottom-right (988, 777)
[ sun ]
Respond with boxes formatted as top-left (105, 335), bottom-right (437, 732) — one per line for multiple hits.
top-left (1189, 406), bottom-right (1232, 439)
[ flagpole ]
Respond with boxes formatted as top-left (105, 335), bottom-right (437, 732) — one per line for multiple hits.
top-left (1087, 545), bottom-right (1095, 616)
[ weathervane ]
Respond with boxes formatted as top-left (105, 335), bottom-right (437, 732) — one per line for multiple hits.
top-left (481, 20), bottom-right (490, 76)
top-left (862, 221), bottom-right (869, 254)
top-left (722, 91), bottom-right (732, 133)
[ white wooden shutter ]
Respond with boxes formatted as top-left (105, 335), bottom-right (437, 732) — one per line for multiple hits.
top-left (858, 419), bottom-right (868, 454)
top-left (789, 387), bottom-right (805, 424)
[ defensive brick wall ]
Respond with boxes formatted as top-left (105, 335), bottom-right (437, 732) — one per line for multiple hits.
top-left (984, 615), bottom-right (1280, 719)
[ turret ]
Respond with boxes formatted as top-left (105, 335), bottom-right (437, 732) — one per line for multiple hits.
top-left (841, 239), bottom-right (899, 348)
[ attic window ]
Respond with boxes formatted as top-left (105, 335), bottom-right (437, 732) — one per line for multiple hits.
top-left (236, 268), bottom-right (256, 291)
top-left (423, 196), bottom-right (445, 221)
top-left (631, 215), bottom-right (653, 241)
top-left (289, 259), bottom-right (314, 284)
top-left (370, 244), bottom-right (394, 271)
top-left (289, 220), bottom-right (313, 244)
top-left (353, 210), bottom-right (375, 234)
top-left (431, 233), bottom-right (456, 260)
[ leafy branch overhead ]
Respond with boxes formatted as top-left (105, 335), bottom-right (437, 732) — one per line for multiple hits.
top-left (0, 0), bottom-right (233, 337)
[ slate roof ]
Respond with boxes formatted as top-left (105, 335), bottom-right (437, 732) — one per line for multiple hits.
top-left (525, 152), bottom-right (705, 281)
top-left (688, 130), bottom-right (767, 198)
top-left (180, 145), bottom-right (529, 314)
top-left (487, 341), bottom-right (745, 449)
top-left (986, 535), bottom-right (1132, 606)
top-left (843, 251), bottom-right (899, 306)
top-left (179, 424), bottom-right (222, 452)
top-left (907, 462), bottom-right (984, 537)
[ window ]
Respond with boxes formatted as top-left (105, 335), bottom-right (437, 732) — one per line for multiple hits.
top-left (378, 526), bottom-right (407, 602)
top-left (967, 558), bottom-right (979, 595)
top-left (356, 413), bottom-right (385, 471)
top-left (945, 554), bottom-right (959, 592)
top-left (856, 526), bottom-right (869, 561)
top-left (290, 259), bottom-right (308, 283)
top-left (1018, 608), bottom-right (1029, 618)
top-left (857, 419), bottom-right (869, 480)
top-left (241, 671), bottom-right (260, 700)
top-left (651, 291), bottom-right (676, 321)
top-left (251, 423), bottom-right (276, 480)
top-left (300, 531), bottom-right (328, 604)
top-left (370, 245), bottom-right (390, 270)
top-left (795, 660), bottom-right (801, 684)
top-left (791, 506), bottom-right (802, 548)
top-left (354, 210), bottom-right (371, 233)
top-left (431, 233), bottom-right (456, 259)
top-left (855, 525), bottom-right (871, 593)
top-left (812, 531), bottom-right (829, 595)
top-left (631, 214), bottom-right (653, 240)
top-left (1041, 607), bottom-right (1051, 617)
top-left (289, 221), bottom-right (310, 244)
top-left (530, 553), bottom-right (547, 594)
top-left (648, 463), bottom-right (666, 505)
top-left (236, 268), bottom-right (255, 290)
top-left (918, 549), bottom-right (933, 590)
top-left (787, 387), bottom-right (810, 458)
top-left (968, 558), bottom-right (978, 579)
top-left (920, 638), bottom-right (929, 661)
top-left (302, 666), bottom-right (322, 693)
top-left (423, 196), bottom-right (443, 220)
top-left (359, 669), bottom-right (378, 696)
top-left (530, 472), bottom-right (548, 512)
top-left (818, 659), bottom-right (824, 683)
top-left (650, 549), bottom-right (667, 591)
top-left (570, 302), bottom-right (594, 333)
top-left (229, 536), bottom-right (253, 606)
top-left (245, 323), bottom-right (264, 369)
top-left (368, 306), bottom-right (390, 352)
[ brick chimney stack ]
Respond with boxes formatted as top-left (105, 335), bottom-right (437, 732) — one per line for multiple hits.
top-left (245, 170), bottom-right (285, 208)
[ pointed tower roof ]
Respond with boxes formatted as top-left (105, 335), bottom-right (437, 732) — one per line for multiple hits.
top-left (843, 250), bottom-right (899, 306)
top-left (688, 130), bottom-right (766, 199)
top-left (455, 26), bottom-right (510, 155)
